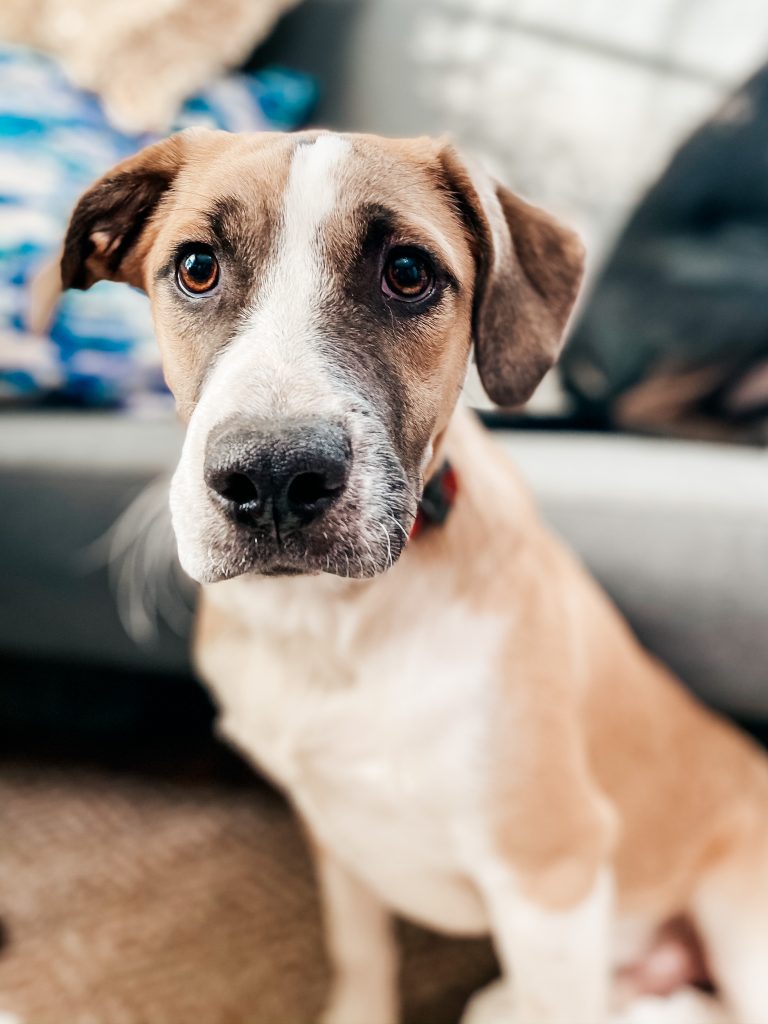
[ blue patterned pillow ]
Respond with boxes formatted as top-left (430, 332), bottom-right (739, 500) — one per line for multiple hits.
top-left (0, 46), bottom-right (316, 407)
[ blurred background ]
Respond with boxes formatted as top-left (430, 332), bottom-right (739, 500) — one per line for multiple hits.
top-left (1, 1), bottom-right (768, 1021)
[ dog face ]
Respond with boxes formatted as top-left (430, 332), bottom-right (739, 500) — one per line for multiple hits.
top-left (61, 129), bottom-right (583, 583)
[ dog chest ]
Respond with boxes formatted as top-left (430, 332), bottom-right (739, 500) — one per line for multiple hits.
top-left (199, 574), bottom-right (504, 933)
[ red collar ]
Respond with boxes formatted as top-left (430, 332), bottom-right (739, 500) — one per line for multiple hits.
top-left (409, 461), bottom-right (458, 540)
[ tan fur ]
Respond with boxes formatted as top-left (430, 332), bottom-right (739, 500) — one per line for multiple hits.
top-left (427, 411), bottom-right (768, 917)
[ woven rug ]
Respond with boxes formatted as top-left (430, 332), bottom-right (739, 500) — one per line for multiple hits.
top-left (0, 754), bottom-right (495, 1024)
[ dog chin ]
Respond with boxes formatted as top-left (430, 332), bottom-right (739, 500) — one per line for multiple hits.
top-left (178, 525), bottom-right (410, 585)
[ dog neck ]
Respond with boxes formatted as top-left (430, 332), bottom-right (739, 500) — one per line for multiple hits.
top-left (409, 461), bottom-right (458, 540)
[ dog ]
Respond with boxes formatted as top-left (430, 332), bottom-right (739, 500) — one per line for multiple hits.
top-left (60, 128), bottom-right (768, 1024)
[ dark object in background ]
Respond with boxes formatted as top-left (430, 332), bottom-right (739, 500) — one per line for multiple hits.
top-left (562, 63), bottom-right (768, 444)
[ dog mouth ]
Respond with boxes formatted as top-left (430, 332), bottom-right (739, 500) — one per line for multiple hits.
top-left (194, 489), bottom-right (416, 584)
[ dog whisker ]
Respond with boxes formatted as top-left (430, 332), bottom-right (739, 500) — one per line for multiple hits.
top-left (387, 513), bottom-right (410, 545)
top-left (379, 521), bottom-right (394, 570)
top-left (87, 477), bottom-right (196, 644)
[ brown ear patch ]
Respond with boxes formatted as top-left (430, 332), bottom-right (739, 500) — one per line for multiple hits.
top-left (60, 132), bottom-right (192, 292)
top-left (61, 170), bottom-right (175, 290)
top-left (438, 145), bottom-right (585, 408)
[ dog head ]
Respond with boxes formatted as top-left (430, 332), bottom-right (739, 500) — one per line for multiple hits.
top-left (61, 129), bottom-right (583, 583)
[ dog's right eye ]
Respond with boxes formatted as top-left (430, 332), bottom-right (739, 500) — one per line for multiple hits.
top-left (382, 248), bottom-right (434, 303)
top-left (176, 246), bottom-right (219, 296)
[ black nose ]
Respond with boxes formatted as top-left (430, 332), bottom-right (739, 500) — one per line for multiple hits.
top-left (204, 417), bottom-right (351, 533)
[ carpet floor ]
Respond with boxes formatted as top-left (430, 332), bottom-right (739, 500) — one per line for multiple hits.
top-left (0, 752), bottom-right (496, 1024)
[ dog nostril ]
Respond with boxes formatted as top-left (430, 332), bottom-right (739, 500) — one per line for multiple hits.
top-left (220, 471), bottom-right (259, 506)
top-left (286, 471), bottom-right (340, 509)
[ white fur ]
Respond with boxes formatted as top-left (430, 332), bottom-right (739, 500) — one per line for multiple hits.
top-left (201, 562), bottom-right (504, 934)
top-left (463, 859), bottom-right (613, 1023)
top-left (317, 851), bottom-right (398, 1024)
top-left (188, 133), bottom-right (352, 421)
top-left (692, 876), bottom-right (768, 1023)
top-left (612, 991), bottom-right (733, 1024)
top-left (462, 984), bottom-right (733, 1024)
top-left (225, 132), bottom-right (354, 423)
top-left (198, 561), bottom-right (652, 1022)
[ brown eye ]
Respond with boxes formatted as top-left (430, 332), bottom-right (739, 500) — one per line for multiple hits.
top-left (382, 248), bottom-right (433, 301)
top-left (176, 246), bottom-right (219, 295)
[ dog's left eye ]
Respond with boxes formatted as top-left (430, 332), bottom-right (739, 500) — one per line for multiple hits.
top-left (176, 246), bottom-right (219, 295)
top-left (382, 248), bottom-right (434, 302)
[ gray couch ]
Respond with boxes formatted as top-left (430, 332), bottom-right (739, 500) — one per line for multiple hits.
top-left (1, 0), bottom-right (767, 727)
top-left (2, 411), bottom-right (767, 721)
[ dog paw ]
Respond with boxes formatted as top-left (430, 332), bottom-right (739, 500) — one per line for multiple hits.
top-left (319, 982), bottom-right (397, 1024)
top-left (459, 980), bottom-right (514, 1024)
top-left (611, 989), bottom-right (734, 1024)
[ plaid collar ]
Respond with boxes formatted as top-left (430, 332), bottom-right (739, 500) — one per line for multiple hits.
top-left (409, 461), bottom-right (458, 540)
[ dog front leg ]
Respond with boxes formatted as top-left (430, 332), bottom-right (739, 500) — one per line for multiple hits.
top-left (463, 858), bottom-right (613, 1024)
top-left (313, 841), bottom-right (399, 1024)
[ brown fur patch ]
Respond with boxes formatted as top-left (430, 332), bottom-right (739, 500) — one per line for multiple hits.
top-left (61, 131), bottom-right (192, 290)
top-left (437, 145), bottom-right (585, 408)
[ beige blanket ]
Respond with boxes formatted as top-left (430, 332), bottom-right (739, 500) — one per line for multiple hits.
top-left (0, 0), bottom-right (301, 132)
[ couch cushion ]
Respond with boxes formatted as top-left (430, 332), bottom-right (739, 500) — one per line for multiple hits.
top-left (1, 412), bottom-right (766, 717)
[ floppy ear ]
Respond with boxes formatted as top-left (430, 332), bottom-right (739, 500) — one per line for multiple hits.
top-left (61, 132), bottom-right (192, 292)
top-left (438, 146), bottom-right (585, 407)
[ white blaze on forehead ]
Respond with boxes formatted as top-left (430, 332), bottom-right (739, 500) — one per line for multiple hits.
top-left (256, 132), bottom-right (352, 334)
top-left (196, 133), bottom-right (353, 423)
top-left (280, 134), bottom-right (351, 268)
